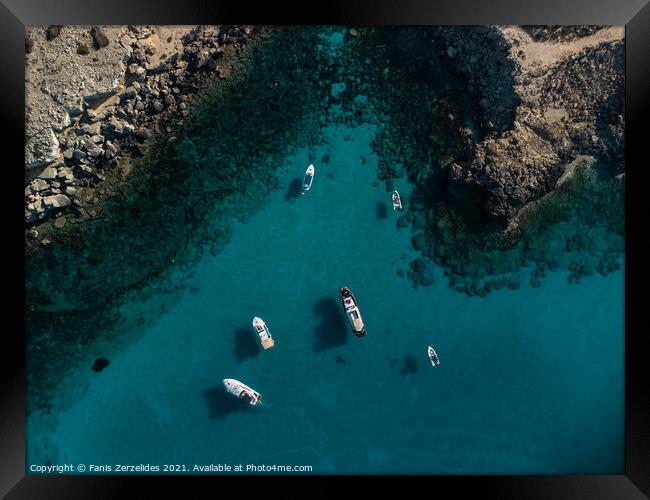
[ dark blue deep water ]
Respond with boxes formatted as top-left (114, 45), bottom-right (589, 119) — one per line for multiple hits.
top-left (26, 27), bottom-right (624, 474)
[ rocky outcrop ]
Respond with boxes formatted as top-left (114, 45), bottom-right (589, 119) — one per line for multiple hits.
top-left (364, 26), bottom-right (624, 289)
top-left (421, 26), bottom-right (521, 136)
top-left (25, 25), bottom-right (256, 224)
top-left (440, 26), bottom-right (624, 225)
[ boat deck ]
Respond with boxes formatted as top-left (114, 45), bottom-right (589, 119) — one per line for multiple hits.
top-left (261, 337), bottom-right (275, 350)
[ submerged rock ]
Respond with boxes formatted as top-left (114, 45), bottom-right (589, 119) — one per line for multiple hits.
top-left (396, 215), bottom-right (409, 229)
top-left (330, 82), bottom-right (346, 98)
top-left (506, 276), bottom-right (521, 290)
top-left (92, 357), bottom-right (110, 372)
top-left (408, 258), bottom-right (436, 287)
top-left (411, 232), bottom-right (426, 251)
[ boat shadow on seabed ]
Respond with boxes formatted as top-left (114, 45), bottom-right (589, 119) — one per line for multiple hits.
top-left (233, 326), bottom-right (261, 362)
top-left (203, 385), bottom-right (254, 419)
top-left (376, 201), bottom-right (388, 220)
top-left (284, 177), bottom-right (303, 201)
top-left (312, 297), bottom-right (349, 352)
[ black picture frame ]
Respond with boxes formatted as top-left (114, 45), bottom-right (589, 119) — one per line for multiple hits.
top-left (3, 0), bottom-right (649, 497)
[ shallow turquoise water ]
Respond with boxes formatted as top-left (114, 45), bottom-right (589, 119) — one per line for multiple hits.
top-left (30, 123), bottom-right (624, 474)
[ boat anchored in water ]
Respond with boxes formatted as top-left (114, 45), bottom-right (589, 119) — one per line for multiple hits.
top-left (428, 346), bottom-right (440, 367)
top-left (392, 190), bottom-right (403, 210)
top-left (223, 378), bottom-right (262, 405)
top-left (340, 287), bottom-right (367, 337)
top-left (302, 164), bottom-right (315, 193)
top-left (253, 316), bottom-right (275, 350)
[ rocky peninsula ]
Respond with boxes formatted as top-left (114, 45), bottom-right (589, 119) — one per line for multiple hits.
top-left (437, 25), bottom-right (625, 226)
top-left (357, 25), bottom-right (624, 292)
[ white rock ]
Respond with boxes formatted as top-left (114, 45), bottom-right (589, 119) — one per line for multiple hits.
top-left (31, 178), bottom-right (49, 191)
top-left (57, 166), bottom-right (73, 178)
top-left (43, 194), bottom-right (71, 209)
top-left (196, 51), bottom-right (209, 68)
top-left (40, 166), bottom-right (58, 179)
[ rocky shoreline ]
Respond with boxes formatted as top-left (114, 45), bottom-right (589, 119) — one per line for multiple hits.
top-left (25, 24), bottom-right (258, 229)
top-left (25, 25), bottom-right (624, 235)
top-left (420, 25), bottom-right (624, 226)
top-left (354, 25), bottom-right (625, 292)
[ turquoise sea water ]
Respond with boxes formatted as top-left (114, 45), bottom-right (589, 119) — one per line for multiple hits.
top-left (28, 122), bottom-right (624, 474)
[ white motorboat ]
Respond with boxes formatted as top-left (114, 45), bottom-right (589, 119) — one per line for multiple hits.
top-left (302, 164), bottom-right (315, 193)
top-left (252, 316), bottom-right (275, 350)
top-left (428, 346), bottom-right (440, 367)
top-left (340, 286), bottom-right (367, 337)
top-left (223, 378), bottom-right (262, 405)
top-left (392, 190), bottom-right (403, 210)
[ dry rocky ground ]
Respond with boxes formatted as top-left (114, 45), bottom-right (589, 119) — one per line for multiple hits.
top-left (25, 24), bottom-right (253, 227)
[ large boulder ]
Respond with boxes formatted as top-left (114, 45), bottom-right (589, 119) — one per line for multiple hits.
top-left (42, 194), bottom-right (71, 209)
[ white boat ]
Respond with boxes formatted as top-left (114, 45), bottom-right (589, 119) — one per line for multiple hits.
top-left (302, 164), bottom-right (315, 193)
top-left (223, 378), bottom-right (262, 405)
top-left (252, 316), bottom-right (275, 350)
top-left (392, 190), bottom-right (403, 210)
top-left (427, 346), bottom-right (440, 367)
top-left (340, 287), bottom-right (367, 337)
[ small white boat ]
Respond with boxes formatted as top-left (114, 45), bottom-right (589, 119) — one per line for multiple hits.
top-left (302, 164), bottom-right (315, 193)
top-left (340, 287), bottom-right (366, 337)
top-left (392, 190), bottom-right (403, 210)
top-left (427, 346), bottom-right (440, 367)
top-left (252, 316), bottom-right (275, 350)
top-left (223, 378), bottom-right (262, 405)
